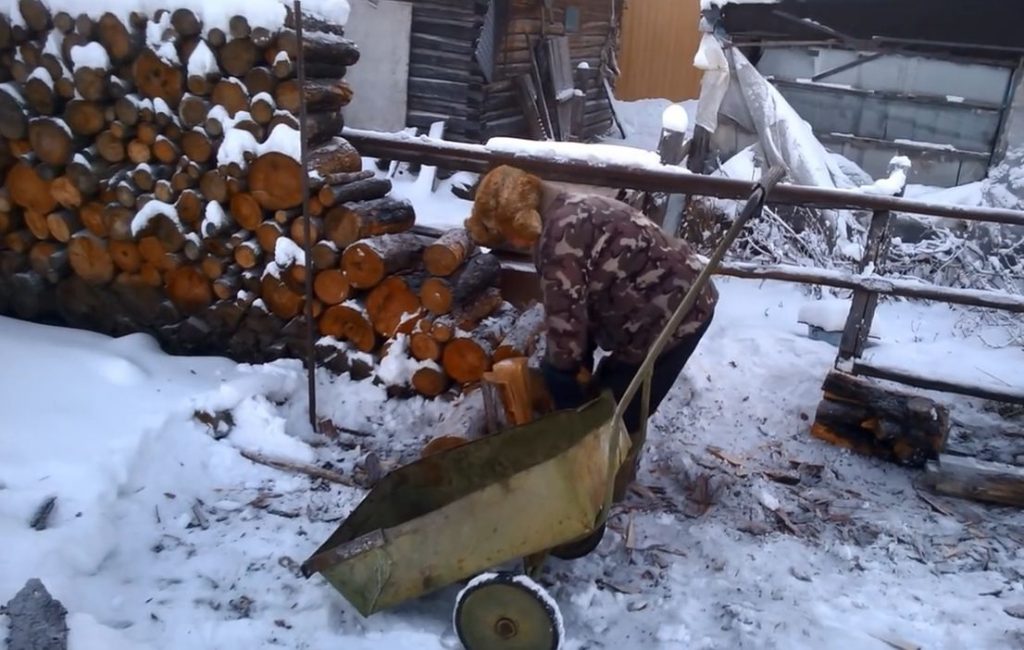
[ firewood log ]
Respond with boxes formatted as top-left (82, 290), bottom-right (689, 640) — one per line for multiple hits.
top-left (310, 240), bottom-right (339, 269)
top-left (324, 196), bottom-right (415, 249)
top-left (342, 232), bottom-right (430, 290)
top-left (273, 29), bottom-right (360, 67)
top-left (255, 220), bottom-right (284, 253)
top-left (410, 328), bottom-right (443, 362)
top-left (24, 209), bottom-right (50, 239)
top-left (164, 265), bottom-right (212, 315)
top-left (44, 209), bottom-right (80, 243)
top-left (98, 12), bottom-right (142, 64)
top-left (248, 138), bottom-right (361, 210)
top-left (211, 78), bottom-right (248, 117)
top-left (365, 271), bottom-right (427, 337)
top-left (233, 238), bottom-right (262, 269)
top-left (423, 228), bottom-right (478, 277)
top-left (64, 99), bottom-right (106, 136)
top-left (275, 78), bottom-right (353, 113)
top-left (493, 303), bottom-right (546, 363)
top-left (7, 162), bottom-right (56, 214)
top-left (811, 371), bottom-right (950, 468)
top-left (441, 304), bottom-right (519, 384)
top-left (261, 272), bottom-right (304, 319)
top-left (243, 67), bottom-right (276, 96)
top-left (68, 231), bottom-right (114, 284)
top-left (181, 129), bottom-right (214, 164)
top-left (170, 9), bottom-right (201, 38)
top-left (431, 287), bottom-right (503, 342)
top-left (109, 239), bottom-right (142, 273)
top-left (313, 268), bottom-right (350, 305)
top-left (250, 92), bottom-right (275, 125)
top-left (230, 192), bottom-right (265, 232)
top-left (412, 365), bottom-right (451, 397)
top-left (317, 177), bottom-right (391, 209)
top-left (421, 253), bottom-right (501, 316)
top-left (0, 85), bottom-right (28, 139)
top-left (28, 240), bottom-right (69, 283)
top-left (218, 38), bottom-right (258, 78)
top-left (132, 48), bottom-right (183, 108)
top-left (318, 301), bottom-right (376, 352)
top-left (24, 67), bottom-right (61, 115)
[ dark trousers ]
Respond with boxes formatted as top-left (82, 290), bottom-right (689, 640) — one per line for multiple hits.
top-left (591, 313), bottom-right (713, 434)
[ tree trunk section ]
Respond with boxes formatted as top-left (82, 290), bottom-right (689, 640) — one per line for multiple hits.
top-left (493, 303), bottom-right (545, 363)
top-left (68, 232), bottom-right (114, 284)
top-left (342, 232), bottom-right (430, 289)
top-left (922, 455), bottom-right (1024, 508)
top-left (424, 228), bottom-right (477, 277)
top-left (431, 287), bottom-right (503, 342)
top-left (325, 197), bottom-right (415, 249)
top-left (313, 268), bottom-right (350, 305)
top-left (64, 100), bottom-right (106, 136)
top-left (318, 177), bottom-right (391, 209)
top-left (275, 78), bottom-right (353, 113)
top-left (365, 272), bottom-right (427, 337)
top-left (318, 302), bottom-right (376, 352)
top-left (132, 48), bottom-right (184, 108)
top-left (165, 265), bottom-right (211, 315)
top-left (811, 371), bottom-right (950, 468)
top-left (421, 253), bottom-right (500, 315)
top-left (218, 38), bottom-right (258, 78)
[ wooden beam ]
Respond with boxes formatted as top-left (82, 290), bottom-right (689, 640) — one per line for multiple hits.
top-left (923, 454), bottom-right (1024, 507)
top-left (850, 361), bottom-right (1024, 405)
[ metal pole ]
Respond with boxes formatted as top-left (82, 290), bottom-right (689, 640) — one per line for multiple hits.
top-left (294, 0), bottom-right (318, 430)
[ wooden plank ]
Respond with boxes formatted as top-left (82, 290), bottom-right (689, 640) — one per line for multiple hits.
top-left (411, 34), bottom-right (475, 55)
top-left (850, 361), bottom-right (1024, 405)
top-left (840, 208), bottom-right (893, 360)
top-left (923, 454), bottom-right (1024, 507)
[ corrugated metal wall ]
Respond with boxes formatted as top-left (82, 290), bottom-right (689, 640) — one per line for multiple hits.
top-left (753, 48), bottom-right (1016, 185)
top-left (614, 0), bottom-right (703, 101)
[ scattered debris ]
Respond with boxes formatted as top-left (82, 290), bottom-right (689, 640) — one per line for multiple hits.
top-left (193, 410), bottom-right (235, 439)
top-left (30, 495), bottom-right (57, 530)
top-left (239, 449), bottom-right (355, 487)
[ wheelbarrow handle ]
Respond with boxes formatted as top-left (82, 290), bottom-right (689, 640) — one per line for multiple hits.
top-left (601, 165), bottom-right (786, 509)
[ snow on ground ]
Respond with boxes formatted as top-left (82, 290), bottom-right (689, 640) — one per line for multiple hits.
top-left (603, 97), bottom-right (699, 152)
top-left (3, 277), bottom-right (1024, 649)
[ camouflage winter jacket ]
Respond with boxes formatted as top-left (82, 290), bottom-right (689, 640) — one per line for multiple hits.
top-left (535, 191), bottom-right (718, 371)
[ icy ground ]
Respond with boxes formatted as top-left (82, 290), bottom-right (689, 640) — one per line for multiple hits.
top-left (2, 278), bottom-right (1023, 650)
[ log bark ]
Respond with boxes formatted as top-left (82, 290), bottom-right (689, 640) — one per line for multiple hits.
top-left (275, 78), bottom-right (353, 114)
top-left (342, 232), bottom-right (430, 289)
top-left (303, 110), bottom-right (346, 147)
top-left (424, 228), bottom-right (477, 276)
top-left (324, 197), bottom-right (415, 249)
top-left (431, 287), bottom-right (503, 342)
top-left (811, 371), bottom-right (950, 468)
top-left (318, 177), bottom-right (391, 209)
top-left (421, 253), bottom-right (501, 315)
top-left (493, 303), bottom-right (545, 362)
top-left (0, 85), bottom-right (28, 139)
top-left (365, 272), bottom-right (427, 338)
top-left (922, 454), bottom-right (1024, 508)
top-left (318, 302), bottom-right (376, 352)
top-left (273, 29), bottom-right (360, 67)
top-left (313, 269), bottom-right (350, 305)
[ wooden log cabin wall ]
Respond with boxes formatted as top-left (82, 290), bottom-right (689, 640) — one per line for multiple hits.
top-left (405, 0), bottom-right (624, 143)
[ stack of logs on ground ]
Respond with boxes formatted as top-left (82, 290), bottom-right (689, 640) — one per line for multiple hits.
top-left (0, 1), bottom-right (545, 398)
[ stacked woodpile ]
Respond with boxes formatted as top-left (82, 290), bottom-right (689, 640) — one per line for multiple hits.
top-left (316, 229), bottom-right (547, 398)
top-left (0, 1), bottom-right (546, 398)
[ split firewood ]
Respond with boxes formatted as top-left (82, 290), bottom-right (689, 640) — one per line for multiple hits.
top-left (493, 303), bottom-right (546, 363)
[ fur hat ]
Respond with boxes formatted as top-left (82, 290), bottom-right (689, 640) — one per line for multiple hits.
top-left (465, 165), bottom-right (544, 250)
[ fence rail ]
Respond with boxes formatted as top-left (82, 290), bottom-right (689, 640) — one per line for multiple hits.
top-left (351, 127), bottom-right (1024, 404)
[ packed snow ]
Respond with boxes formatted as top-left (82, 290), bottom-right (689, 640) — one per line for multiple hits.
top-left (487, 137), bottom-right (664, 171)
top-left (2, 275), bottom-right (1023, 650)
top-left (130, 200), bottom-right (182, 236)
top-left (187, 41), bottom-right (219, 79)
top-left (661, 103), bottom-right (690, 133)
top-left (70, 43), bottom-right (111, 72)
top-left (216, 127), bottom-right (260, 168)
top-left (257, 124), bottom-right (302, 162)
top-left (274, 237), bottom-right (307, 268)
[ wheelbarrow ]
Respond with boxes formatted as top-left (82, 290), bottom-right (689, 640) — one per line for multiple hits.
top-left (300, 166), bottom-right (786, 649)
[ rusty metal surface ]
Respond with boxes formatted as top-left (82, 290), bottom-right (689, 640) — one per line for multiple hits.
top-left (301, 392), bottom-right (630, 616)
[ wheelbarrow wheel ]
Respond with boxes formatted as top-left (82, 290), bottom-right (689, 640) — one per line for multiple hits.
top-left (453, 572), bottom-right (564, 650)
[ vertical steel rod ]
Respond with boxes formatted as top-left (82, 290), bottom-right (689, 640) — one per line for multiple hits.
top-left (294, 0), bottom-right (318, 430)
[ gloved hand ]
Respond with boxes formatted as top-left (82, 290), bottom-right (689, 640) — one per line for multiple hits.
top-left (540, 361), bottom-right (587, 411)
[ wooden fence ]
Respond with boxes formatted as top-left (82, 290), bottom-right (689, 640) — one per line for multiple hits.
top-left (343, 127), bottom-right (1024, 405)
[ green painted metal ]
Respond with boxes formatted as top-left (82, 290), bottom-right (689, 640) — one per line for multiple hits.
top-left (300, 391), bottom-right (630, 616)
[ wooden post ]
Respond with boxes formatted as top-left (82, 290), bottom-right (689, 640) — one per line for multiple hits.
top-left (294, 0), bottom-right (317, 430)
top-left (650, 127), bottom-right (688, 231)
top-left (838, 208), bottom-right (893, 361)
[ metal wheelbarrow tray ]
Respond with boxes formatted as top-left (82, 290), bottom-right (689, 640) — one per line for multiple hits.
top-left (300, 391), bottom-right (630, 617)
